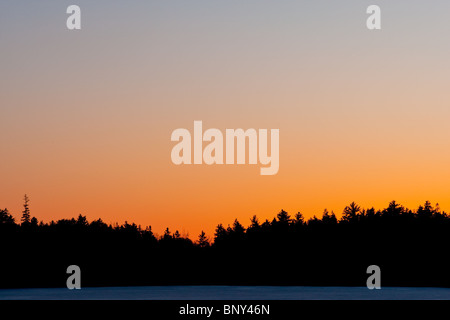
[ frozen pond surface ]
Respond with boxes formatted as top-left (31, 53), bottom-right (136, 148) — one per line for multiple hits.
top-left (2, 286), bottom-right (450, 300)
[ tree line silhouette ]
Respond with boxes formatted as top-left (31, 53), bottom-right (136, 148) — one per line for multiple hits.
top-left (1, 195), bottom-right (450, 288)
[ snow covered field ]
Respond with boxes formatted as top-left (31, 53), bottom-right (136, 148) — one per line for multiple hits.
top-left (1, 286), bottom-right (450, 300)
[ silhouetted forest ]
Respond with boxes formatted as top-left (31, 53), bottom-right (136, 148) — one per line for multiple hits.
top-left (1, 196), bottom-right (450, 288)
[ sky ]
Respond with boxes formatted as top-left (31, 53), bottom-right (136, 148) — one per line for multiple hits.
top-left (2, 1), bottom-right (450, 239)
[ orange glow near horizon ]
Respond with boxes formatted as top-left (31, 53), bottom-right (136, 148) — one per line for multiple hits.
top-left (2, 2), bottom-right (450, 240)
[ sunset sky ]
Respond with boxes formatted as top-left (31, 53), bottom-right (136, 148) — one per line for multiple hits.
top-left (2, 1), bottom-right (450, 239)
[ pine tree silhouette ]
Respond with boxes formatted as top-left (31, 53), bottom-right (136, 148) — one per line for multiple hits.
top-left (20, 194), bottom-right (31, 225)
